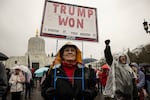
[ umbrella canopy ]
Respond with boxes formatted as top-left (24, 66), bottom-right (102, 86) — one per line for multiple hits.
top-left (0, 52), bottom-right (9, 61)
top-left (101, 64), bottom-right (110, 69)
top-left (12, 65), bottom-right (30, 73)
top-left (34, 67), bottom-right (49, 77)
top-left (12, 65), bottom-right (32, 79)
top-left (82, 58), bottom-right (97, 64)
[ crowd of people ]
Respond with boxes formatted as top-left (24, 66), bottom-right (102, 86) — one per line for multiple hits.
top-left (0, 41), bottom-right (150, 100)
top-left (0, 59), bottom-right (34, 100)
top-left (40, 41), bottom-right (150, 100)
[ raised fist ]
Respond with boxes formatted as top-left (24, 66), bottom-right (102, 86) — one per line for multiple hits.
top-left (105, 39), bottom-right (110, 45)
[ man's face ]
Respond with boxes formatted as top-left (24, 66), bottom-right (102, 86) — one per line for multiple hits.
top-left (119, 56), bottom-right (127, 64)
top-left (62, 47), bottom-right (76, 62)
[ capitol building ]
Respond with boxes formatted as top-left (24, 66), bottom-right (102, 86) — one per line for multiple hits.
top-left (5, 33), bottom-right (55, 70)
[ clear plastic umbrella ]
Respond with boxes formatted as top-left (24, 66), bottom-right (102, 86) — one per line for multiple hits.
top-left (12, 65), bottom-right (32, 80)
top-left (12, 65), bottom-right (30, 72)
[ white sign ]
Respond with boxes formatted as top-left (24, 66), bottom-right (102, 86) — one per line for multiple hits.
top-left (41, 0), bottom-right (98, 42)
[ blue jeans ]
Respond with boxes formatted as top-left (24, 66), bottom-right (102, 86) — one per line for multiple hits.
top-left (147, 80), bottom-right (150, 95)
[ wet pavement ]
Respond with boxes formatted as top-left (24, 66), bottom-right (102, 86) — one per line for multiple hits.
top-left (6, 81), bottom-right (104, 100)
top-left (6, 86), bottom-right (44, 100)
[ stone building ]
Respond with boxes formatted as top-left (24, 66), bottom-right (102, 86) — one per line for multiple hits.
top-left (5, 34), bottom-right (54, 70)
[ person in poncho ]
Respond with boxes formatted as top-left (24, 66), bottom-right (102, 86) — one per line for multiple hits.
top-left (103, 40), bottom-right (137, 100)
top-left (41, 42), bottom-right (97, 100)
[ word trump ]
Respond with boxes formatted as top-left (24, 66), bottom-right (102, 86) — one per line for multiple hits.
top-left (52, 3), bottom-right (95, 29)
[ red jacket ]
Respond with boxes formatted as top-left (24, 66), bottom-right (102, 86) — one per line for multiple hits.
top-left (99, 72), bottom-right (108, 87)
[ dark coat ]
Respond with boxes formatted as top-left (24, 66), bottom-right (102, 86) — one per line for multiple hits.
top-left (0, 62), bottom-right (8, 97)
top-left (41, 64), bottom-right (97, 100)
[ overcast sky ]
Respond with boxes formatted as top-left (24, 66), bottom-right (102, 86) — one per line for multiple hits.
top-left (0, 0), bottom-right (150, 60)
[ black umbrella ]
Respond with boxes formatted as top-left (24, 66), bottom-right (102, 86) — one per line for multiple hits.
top-left (82, 58), bottom-right (97, 64)
top-left (0, 52), bottom-right (9, 61)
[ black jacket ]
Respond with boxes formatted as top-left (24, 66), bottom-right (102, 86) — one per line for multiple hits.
top-left (104, 45), bottom-right (113, 66)
top-left (41, 64), bottom-right (97, 100)
top-left (0, 62), bottom-right (7, 97)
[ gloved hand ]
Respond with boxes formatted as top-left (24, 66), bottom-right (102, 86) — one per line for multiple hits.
top-left (45, 87), bottom-right (56, 96)
top-left (105, 39), bottom-right (110, 45)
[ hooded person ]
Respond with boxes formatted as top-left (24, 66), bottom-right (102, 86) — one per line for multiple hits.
top-left (130, 62), bottom-right (147, 100)
top-left (99, 64), bottom-right (110, 88)
top-left (103, 53), bottom-right (136, 99)
top-left (9, 68), bottom-right (25, 100)
top-left (130, 63), bottom-right (145, 89)
top-left (41, 42), bottom-right (97, 100)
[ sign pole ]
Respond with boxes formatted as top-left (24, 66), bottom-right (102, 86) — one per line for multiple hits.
top-left (82, 41), bottom-right (85, 100)
top-left (56, 39), bottom-right (58, 54)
